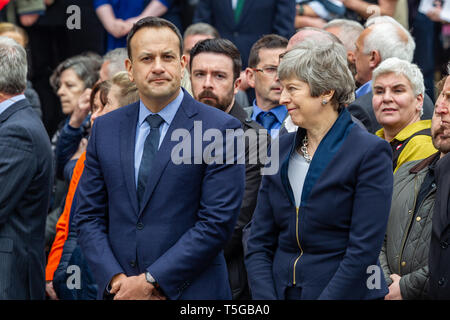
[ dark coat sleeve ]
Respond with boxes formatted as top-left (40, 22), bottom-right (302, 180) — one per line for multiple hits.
top-left (74, 120), bottom-right (125, 297)
top-left (318, 138), bottom-right (393, 299)
top-left (245, 175), bottom-right (279, 300)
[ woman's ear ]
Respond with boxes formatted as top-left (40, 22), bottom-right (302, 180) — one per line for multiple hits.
top-left (321, 90), bottom-right (335, 104)
top-left (415, 93), bottom-right (424, 113)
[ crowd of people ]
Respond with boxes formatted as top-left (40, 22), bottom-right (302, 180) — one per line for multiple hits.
top-left (0, 0), bottom-right (449, 301)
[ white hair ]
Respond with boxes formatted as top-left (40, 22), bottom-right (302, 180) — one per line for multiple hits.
top-left (324, 19), bottom-right (364, 52)
top-left (372, 57), bottom-right (424, 115)
top-left (0, 36), bottom-right (27, 95)
top-left (363, 16), bottom-right (415, 63)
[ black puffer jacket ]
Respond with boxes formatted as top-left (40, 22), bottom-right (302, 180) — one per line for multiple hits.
top-left (380, 153), bottom-right (439, 299)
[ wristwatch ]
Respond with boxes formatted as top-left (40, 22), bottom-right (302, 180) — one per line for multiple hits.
top-left (145, 272), bottom-right (159, 288)
top-left (297, 4), bottom-right (304, 16)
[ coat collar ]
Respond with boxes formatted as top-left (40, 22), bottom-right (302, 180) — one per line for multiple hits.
top-left (281, 108), bottom-right (355, 207)
top-left (409, 152), bottom-right (440, 174)
top-left (0, 98), bottom-right (30, 123)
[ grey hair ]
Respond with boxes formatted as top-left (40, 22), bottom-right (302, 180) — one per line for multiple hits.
top-left (372, 57), bottom-right (424, 115)
top-left (363, 16), bottom-right (415, 62)
top-left (279, 38), bottom-right (355, 107)
top-left (323, 19), bottom-right (364, 52)
top-left (50, 54), bottom-right (102, 92)
top-left (183, 22), bottom-right (219, 39)
top-left (0, 36), bottom-right (27, 95)
top-left (103, 47), bottom-right (128, 79)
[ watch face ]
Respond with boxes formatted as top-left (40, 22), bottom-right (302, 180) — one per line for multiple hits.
top-left (146, 272), bottom-right (155, 284)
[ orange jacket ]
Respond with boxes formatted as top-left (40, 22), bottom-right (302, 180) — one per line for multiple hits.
top-left (45, 152), bottom-right (86, 281)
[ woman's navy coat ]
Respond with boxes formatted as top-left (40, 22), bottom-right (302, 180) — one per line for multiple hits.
top-left (245, 108), bottom-right (393, 300)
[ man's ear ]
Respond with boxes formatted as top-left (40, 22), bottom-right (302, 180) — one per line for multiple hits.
top-left (245, 67), bottom-right (256, 89)
top-left (125, 58), bottom-right (134, 82)
top-left (180, 54), bottom-right (187, 75)
top-left (370, 50), bottom-right (381, 69)
top-left (234, 77), bottom-right (242, 95)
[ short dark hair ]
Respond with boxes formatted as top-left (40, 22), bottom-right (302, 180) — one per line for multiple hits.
top-left (248, 34), bottom-right (288, 68)
top-left (126, 17), bottom-right (183, 60)
top-left (189, 38), bottom-right (242, 81)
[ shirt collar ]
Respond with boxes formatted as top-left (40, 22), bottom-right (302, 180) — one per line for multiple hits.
top-left (252, 99), bottom-right (287, 123)
top-left (138, 90), bottom-right (184, 127)
top-left (0, 94), bottom-right (26, 116)
top-left (355, 80), bottom-right (372, 99)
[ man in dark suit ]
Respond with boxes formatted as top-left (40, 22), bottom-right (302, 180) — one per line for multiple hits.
top-left (189, 38), bottom-right (268, 300)
top-left (348, 16), bottom-right (434, 134)
top-left (0, 36), bottom-right (53, 299)
top-left (428, 72), bottom-right (450, 299)
top-left (193, 0), bottom-right (296, 69)
top-left (74, 17), bottom-right (245, 300)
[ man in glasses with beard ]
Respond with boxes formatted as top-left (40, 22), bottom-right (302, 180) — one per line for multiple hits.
top-left (189, 38), bottom-right (269, 300)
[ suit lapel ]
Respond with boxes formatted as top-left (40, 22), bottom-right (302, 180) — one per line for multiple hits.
top-left (120, 102), bottom-right (140, 216)
top-left (236, 0), bottom-right (255, 26)
top-left (138, 93), bottom-right (198, 217)
top-left (300, 108), bottom-right (354, 206)
top-left (223, 0), bottom-right (235, 30)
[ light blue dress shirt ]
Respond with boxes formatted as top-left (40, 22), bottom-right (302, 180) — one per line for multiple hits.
top-left (251, 100), bottom-right (287, 138)
top-left (0, 94), bottom-right (26, 116)
top-left (355, 80), bottom-right (372, 99)
top-left (134, 90), bottom-right (184, 188)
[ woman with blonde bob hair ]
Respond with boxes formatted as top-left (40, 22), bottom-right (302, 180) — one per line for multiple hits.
top-left (245, 38), bottom-right (394, 300)
top-left (372, 57), bottom-right (437, 173)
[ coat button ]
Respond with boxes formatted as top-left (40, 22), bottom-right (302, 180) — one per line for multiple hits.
top-left (438, 278), bottom-right (445, 286)
top-left (408, 209), bottom-right (412, 214)
top-left (137, 222), bottom-right (144, 230)
top-left (416, 216), bottom-right (421, 222)
top-left (401, 261), bottom-right (406, 267)
top-left (441, 241), bottom-right (449, 249)
top-left (130, 260), bottom-right (136, 267)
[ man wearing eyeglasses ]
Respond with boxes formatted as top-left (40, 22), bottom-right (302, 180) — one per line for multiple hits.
top-left (245, 34), bottom-right (288, 137)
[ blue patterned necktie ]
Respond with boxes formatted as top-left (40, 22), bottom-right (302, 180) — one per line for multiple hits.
top-left (258, 112), bottom-right (277, 131)
top-left (137, 114), bottom-right (164, 204)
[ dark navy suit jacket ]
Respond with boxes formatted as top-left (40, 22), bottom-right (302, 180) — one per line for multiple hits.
top-left (194, 0), bottom-right (295, 68)
top-left (0, 99), bottom-right (53, 299)
top-left (75, 91), bottom-right (245, 300)
top-left (245, 108), bottom-right (393, 299)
